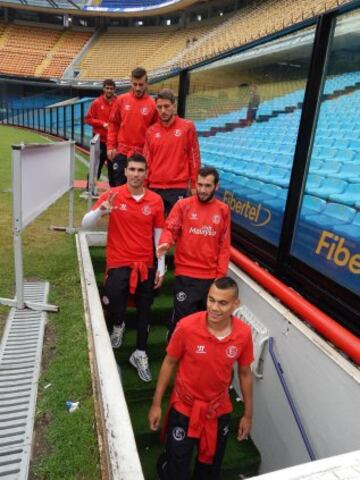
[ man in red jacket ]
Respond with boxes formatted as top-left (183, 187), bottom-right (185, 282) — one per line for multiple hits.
top-left (144, 88), bottom-right (200, 215)
top-left (148, 277), bottom-right (253, 480)
top-left (107, 67), bottom-right (157, 187)
top-left (81, 153), bottom-right (165, 382)
top-left (85, 78), bottom-right (116, 182)
top-left (157, 166), bottom-right (231, 337)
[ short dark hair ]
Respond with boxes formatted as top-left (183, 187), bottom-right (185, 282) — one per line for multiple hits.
top-left (131, 67), bottom-right (148, 81)
top-left (198, 166), bottom-right (219, 185)
top-left (103, 79), bottom-right (115, 88)
top-left (156, 88), bottom-right (176, 104)
top-left (126, 152), bottom-right (147, 168)
top-left (213, 277), bottom-right (239, 298)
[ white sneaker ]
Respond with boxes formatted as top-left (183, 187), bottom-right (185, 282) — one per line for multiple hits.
top-left (129, 351), bottom-right (152, 382)
top-left (110, 323), bottom-right (125, 349)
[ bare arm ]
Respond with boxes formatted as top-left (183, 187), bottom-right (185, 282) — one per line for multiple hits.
top-left (148, 355), bottom-right (178, 431)
top-left (237, 365), bottom-right (253, 441)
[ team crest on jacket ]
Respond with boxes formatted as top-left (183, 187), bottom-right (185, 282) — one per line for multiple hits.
top-left (226, 346), bottom-right (238, 358)
top-left (176, 291), bottom-right (187, 302)
top-left (174, 129), bottom-right (182, 137)
top-left (172, 427), bottom-right (186, 441)
top-left (212, 214), bottom-right (221, 224)
top-left (141, 107), bottom-right (149, 115)
top-left (142, 205), bottom-right (152, 215)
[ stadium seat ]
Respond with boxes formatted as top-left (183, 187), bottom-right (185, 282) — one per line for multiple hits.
top-left (334, 212), bottom-right (360, 239)
top-left (306, 178), bottom-right (347, 199)
top-left (329, 164), bottom-right (360, 181)
top-left (302, 202), bottom-right (356, 228)
top-left (329, 183), bottom-right (360, 206)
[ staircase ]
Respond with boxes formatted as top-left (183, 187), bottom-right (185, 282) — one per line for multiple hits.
top-left (91, 248), bottom-right (261, 479)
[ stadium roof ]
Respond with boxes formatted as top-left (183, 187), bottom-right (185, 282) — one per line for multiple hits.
top-left (0, 0), bottom-right (203, 15)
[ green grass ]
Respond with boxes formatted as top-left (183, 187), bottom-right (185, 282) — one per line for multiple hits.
top-left (0, 125), bottom-right (100, 479)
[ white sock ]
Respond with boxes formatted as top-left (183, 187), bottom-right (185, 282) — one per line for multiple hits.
top-left (135, 349), bottom-right (146, 357)
top-left (113, 323), bottom-right (124, 332)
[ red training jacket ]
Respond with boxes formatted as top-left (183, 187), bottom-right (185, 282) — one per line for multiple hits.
top-left (144, 116), bottom-right (201, 190)
top-left (84, 95), bottom-right (115, 143)
top-left (107, 91), bottom-right (157, 156)
top-left (165, 312), bottom-right (254, 463)
top-left (159, 195), bottom-right (231, 279)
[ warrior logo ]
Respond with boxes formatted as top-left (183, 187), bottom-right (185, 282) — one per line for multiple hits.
top-left (119, 203), bottom-right (127, 211)
top-left (189, 212), bottom-right (198, 220)
top-left (141, 107), bottom-right (149, 115)
top-left (195, 345), bottom-right (206, 354)
top-left (142, 205), bottom-right (152, 215)
top-left (226, 346), bottom-right (238, 358)
top-left (174, 129), bottom-right (182, 137)
top-left (124, 104), bottom-right (131, 111)
top-left (155, 132), bottom-right (161, 139)
top-left (176, 291), bottom-right (187, 302)
top-left (172, 427), bottom-right (186, 441)
top-left (212, 214), bottom-right (221, 224)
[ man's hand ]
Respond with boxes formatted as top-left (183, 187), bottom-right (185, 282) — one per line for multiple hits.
top-left (157, 243), bottom-right (169, 258)
top-left (103, 122), bottom-right (108, 129)
top-left (107, 149), bottom-right (116, 161)
top-left (237, 416), bottom-right (252, 441)
top-left (148, 404), bottom-right (162, 431)
top-left (100, 191), bottom-right (117, 213)
top-left (154, 271), bottom-right (165, 290)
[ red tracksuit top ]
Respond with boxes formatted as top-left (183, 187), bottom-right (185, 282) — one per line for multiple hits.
top-left (159, 195), bottom-right (231, 279)
top-left (84, 95), bottom-right (115, 143)
top-left (144, 116), bottom-right (201, 190)
top-left (166, 312), bottom-right (254, 464)
top-left (107, 91), bottom-right (157, 156)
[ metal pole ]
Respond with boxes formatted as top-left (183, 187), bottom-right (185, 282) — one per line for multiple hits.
top-left (67, 141), bottom-right (76, 233)
top-left (88, 134), bottom-right (100, 209)
top-left (80, 102), bottom-right (84, 147)
top-left (12, 146), bottom-right (25, 309)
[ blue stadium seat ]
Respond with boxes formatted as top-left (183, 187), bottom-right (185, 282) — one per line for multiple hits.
top-left (266, 167), bottom-right (289, 186)
top-left (327, 212), bottom-right (360, 240)
top-left (263, 189), bottom-right (288, 213)
top-left (306, 178), bottom-right (347, 199)
top-left (329, 164), bottom-right (360, 181)
top-left (329, 183), bottom-right (360, 206)
top-left (299, 195), bottom-right (327, 217)
top-left (302, 202), bottom-right (356, 228)
top-left (246, 184), bottom-right (283, 203)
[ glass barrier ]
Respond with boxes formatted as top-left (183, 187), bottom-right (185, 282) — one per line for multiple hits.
top-left (186, 26), bottom-right (316, 246)
top-left (291, 10), bottom-right (360, 295)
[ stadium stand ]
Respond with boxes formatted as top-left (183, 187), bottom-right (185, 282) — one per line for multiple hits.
top-left (0, 24), bottom-right (91, 78)
top-left (163, 0), bottom-right (351, 70)
top-left (197, 71), bottom-right (360, 246)
top-left (76, 22), bottom-right (218, 80)
top-left (39, 30), bottom-right (91, 78)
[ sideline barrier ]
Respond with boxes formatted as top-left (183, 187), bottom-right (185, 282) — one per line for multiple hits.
top-left (76, 231), bottom-right (144, 480)
top-left (230, 247), bottom-right (360, 364)
top-left (87, 134), bottom-right (100, 210)
top-left (0, 141), bottom-right (75, 312)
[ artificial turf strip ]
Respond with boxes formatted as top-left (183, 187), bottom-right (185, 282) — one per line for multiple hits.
top-left (90, 247), bottom-right (261, 480)
top-left (0, 126), bottom-right (100, 479)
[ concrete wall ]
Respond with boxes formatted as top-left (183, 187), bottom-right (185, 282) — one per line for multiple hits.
top-left (229, 263), bottom-right (360, 474)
